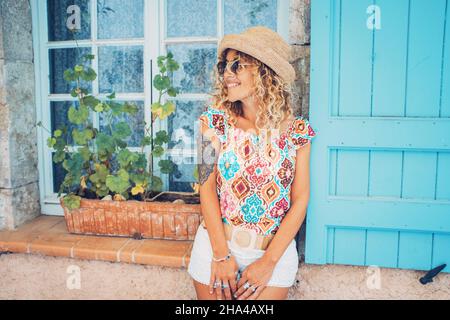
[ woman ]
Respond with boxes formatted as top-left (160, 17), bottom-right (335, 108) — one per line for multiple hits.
top-left (187, 26), bottom-right (316, 300)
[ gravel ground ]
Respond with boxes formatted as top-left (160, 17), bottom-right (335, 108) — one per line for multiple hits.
top-left (0, 253), bottom-right (449, 300)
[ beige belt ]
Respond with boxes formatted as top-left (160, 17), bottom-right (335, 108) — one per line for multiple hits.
top-left (201, 219), bottom-right (274, 251)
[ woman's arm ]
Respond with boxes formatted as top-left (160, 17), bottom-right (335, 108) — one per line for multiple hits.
top-left (262, 142), bottom-right (312, 265)
top-left (197, 121), bottom-right (229, 258)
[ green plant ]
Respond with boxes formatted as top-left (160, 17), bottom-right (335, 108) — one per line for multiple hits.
top-left (38, 52), bottom-right (180, 210)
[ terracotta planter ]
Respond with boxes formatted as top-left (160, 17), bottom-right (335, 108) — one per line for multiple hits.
top-left (60, 191), bottom-right (202, 240)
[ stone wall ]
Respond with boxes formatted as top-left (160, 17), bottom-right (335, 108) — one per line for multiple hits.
top-left (290, 0), bottom-right (311, 118)
top-left (0, 0), bottom-right (40, 230)
top-left (289, 0), bottom-right (311, 261)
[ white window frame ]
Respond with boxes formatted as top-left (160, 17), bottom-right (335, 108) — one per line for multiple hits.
top-left (31, 0), bottom-right (290, 215)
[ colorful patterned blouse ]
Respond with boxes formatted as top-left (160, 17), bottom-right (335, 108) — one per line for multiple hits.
top-left (198, 106), bottom-right (317, 236)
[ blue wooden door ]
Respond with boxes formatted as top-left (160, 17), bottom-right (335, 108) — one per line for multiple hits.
top-left (306, 0), bottom-right (450, 272)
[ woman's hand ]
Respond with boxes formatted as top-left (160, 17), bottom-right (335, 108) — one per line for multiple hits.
top-left (209, 255), bottom-right (239, 300)
top-left (234, 256), bottom-right (276, 300)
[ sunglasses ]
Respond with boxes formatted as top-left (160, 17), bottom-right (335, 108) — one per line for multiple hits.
top-left (217, 58), bottom-right (254, 76)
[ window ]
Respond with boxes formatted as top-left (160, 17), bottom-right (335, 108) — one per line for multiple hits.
top-left (32, 0), bottom-right (289, 215)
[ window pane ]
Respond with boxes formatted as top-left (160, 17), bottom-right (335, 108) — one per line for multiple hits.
top-left (52, 153), bottom-right (66, 193)
top-left (98, 46), bottom-right (144, 93)
top-left (97, 0), bottom-right (144, 39)
top-left (51, 101), bottom-right (90, 145)
top-left (167, 100), bottom-right (206, 192)
top-left (167, 44), bottom-right (216, 94)
top-left (169, 154), bottom-right (197, 192)
top-left (49, 47), bottom-right (92, 94)
top-left (99, 101), bottom-right (145, 148)
top-left (166, 0), bottom-right (216, 38)
top-left (224, 0), bottom-right (277, 35)
top-left (47, 0), bottom-right (91, 41)
top-left (168, 100), bottom-right (205, 150)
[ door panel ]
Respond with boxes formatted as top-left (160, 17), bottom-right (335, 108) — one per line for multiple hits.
top-left (307, 0), bottom-right (450, 272)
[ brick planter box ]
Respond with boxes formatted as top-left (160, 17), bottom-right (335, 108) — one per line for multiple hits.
top-left (60, 191), bottom-right (202, 240)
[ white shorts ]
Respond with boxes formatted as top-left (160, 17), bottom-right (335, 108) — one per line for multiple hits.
top-left (187, 224), bottom-right (299, 288)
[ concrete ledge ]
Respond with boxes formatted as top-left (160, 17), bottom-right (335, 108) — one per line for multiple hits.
top-left (0, 215), bottom-right (193, 268)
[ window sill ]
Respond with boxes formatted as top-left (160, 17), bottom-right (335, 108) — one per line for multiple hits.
top-left (0, 215), bottom-right (193, 268)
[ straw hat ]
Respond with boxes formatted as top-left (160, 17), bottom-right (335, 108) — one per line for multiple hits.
top-left (217, 26), bottom-right (296, 84)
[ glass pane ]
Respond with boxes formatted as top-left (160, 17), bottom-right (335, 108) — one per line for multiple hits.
top-left (52, 153), bottom-right (66, 193)
top-left (98, 46), bottom-right (144, 93)
top-left (47, 0), bottom-right (91, 41)
top-left (49, 47), bottom-right (92, 94)
top-left (169, 154), bottom-right (197, 192)
top-left (99, 101), bottom-right (145, 148)
top-left (167, 44), bottom-right (217, 94)
top-left (224, 0), bottom-right (277, 35)
top-left (166, 0), bottom-right (216, 38)
top-left (51, 101), bottom-right (90, 145)
top-left (97, 0), bottom-right (144, 39)
top-left (167, 100), bottom-right (205, 149)
top-left (167, 100), bottom-right (206, 192)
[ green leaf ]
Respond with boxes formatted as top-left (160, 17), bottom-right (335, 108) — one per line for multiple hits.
top-left (166, 59), bottom-right (179, 72)
top-left (74, 65), bottom-right (84, 73)
top-left (62, 194), bottom-right (81, 210)
top-left (63, 153), bottom-right (85, 183)
top-left (54, 136), bottom-right (68, 151)
top-left (140, 136), bottom-right (152, 147)
top-left (117, 149), bottom-right (139, 167)
top-left (96, 133), bottom-right (116, 154)
top-left (83, 54), bottom-right (95, 61)
top-left (130, 172), bottom-right (148, 186)
top-left (122, 102), bottom-right (138, 115)
top-left (108, 101), bottom-right (123, 116)
top-left (89, 163), bottom-right (109, 184)
top-left (159, 101), bottom-right (176, 120)
top-left (151, 102), bottom-right (162, 119)
top-left (78, 146), bottom-right (91, 161)
top-left (153, 75), bottom-right (171, 91)
top-left (167, 87), bottom-right (178, 97)
top-left (47, 137), bottom-right (57, 148)
top-left (68, 104), bottom-right (89, 125)
top-left (134, 154), bottom-right (147, 170)
top-left (53, 150), bottom-right (66, 163)
top-left (113, 122), bottom-right (132, 140)
top-left (63, 69), bottom-right (77, 82)
top-left (152, 145), bottom-right (164, 157)
top-left (107, 92), bottom-right (116, 99)
top-left (80, 67), bottom-right (97, 81)
top-left (70, 88), bottom-right (79, 97)
top-left (105, 169), bottom-right (130, 194)
top-left (94, 103), bottom-right (104, 112)
top-left (114, 138), bottom-right (127, 149)
top-left (72, 128), bottom-right (94, 146)
top-left (154, 130), bottom-right (169, 146)
top-left (82, 95), bottom-right (101, 109)
top-left (150, 175), bottom-right (163, 192)
top-left (158, 159), bottom-right (174, 174)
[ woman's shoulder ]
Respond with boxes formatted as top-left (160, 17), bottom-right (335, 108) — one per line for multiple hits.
top-left (198, 105), bottom-right (228, 142)
top-left (286, 115), bottom-right (317, 150)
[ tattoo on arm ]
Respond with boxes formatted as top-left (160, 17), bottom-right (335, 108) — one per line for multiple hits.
top-left (197, 133), bottom-right (219, 185)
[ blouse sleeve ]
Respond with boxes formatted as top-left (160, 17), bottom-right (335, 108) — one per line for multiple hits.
top-left (198, 106), bottom-right (228, 144)
top-left (288, 116), bottom-right (317, 150)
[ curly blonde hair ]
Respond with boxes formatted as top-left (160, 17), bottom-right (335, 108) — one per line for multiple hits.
top-left (206, 48), bottom-right (296, 137)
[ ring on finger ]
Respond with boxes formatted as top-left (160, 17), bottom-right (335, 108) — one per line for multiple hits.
top-left (243, 281), bottom-right (251, 289)
top-left (221, 283), bottom-right (229, 289)
top-left (213, 281), bottom-right (221, 289)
